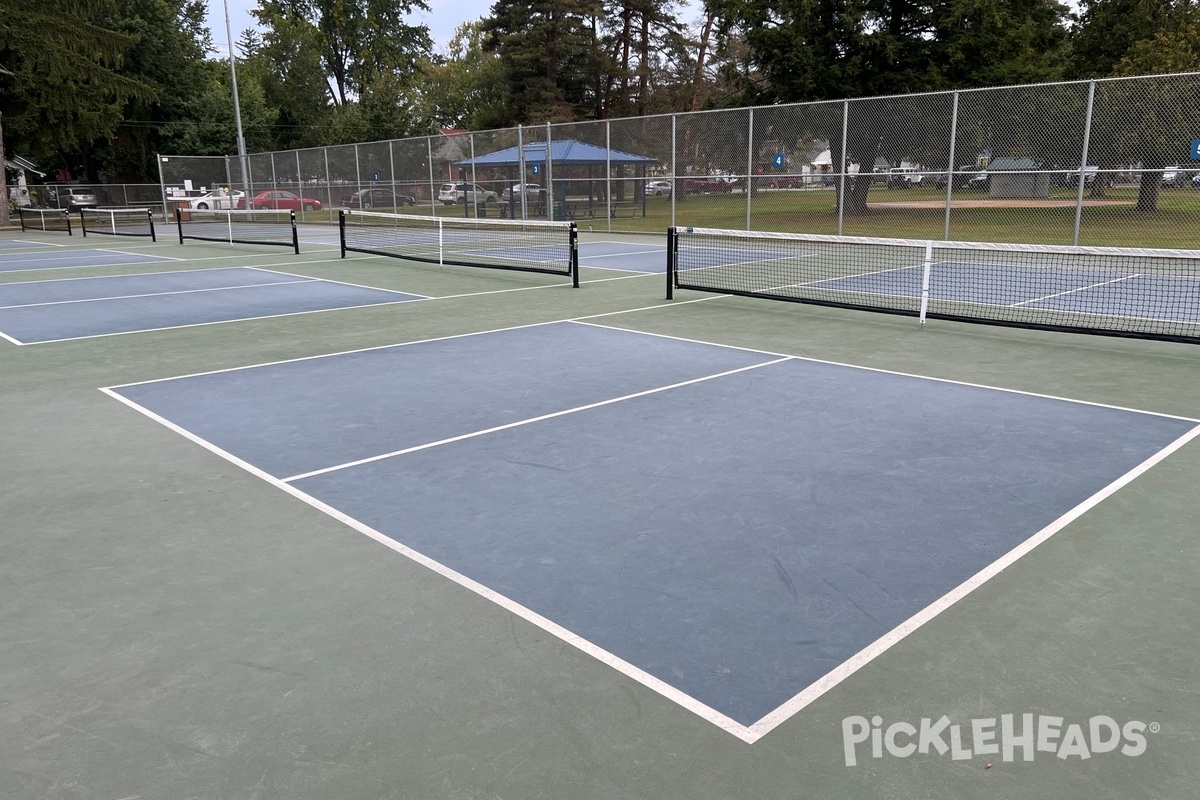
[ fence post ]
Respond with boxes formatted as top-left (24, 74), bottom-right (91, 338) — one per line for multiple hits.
top-left (518, 125), bottom-right (527, 219)
top-left (294, 150), bottom-right (302, 212)
top-left (323, 147), bottom-right (332, 215)
top-left (157, 154), bottom-right (169, 220)
top-left (837, 100), bottom-right (849, 236)
top-left (746, 108), bottom-right (754, 231)
top-left (469, 133), bottom-right (477, 218)
top-left (670, 115), bottom-right (677, 230)
top-left (605, 120), bottom-right (612, 234)
top-left (1073, 80), bottom-right (1097, 247)
top-left (427, 138), bottom-right (436, 215)
top-left (546, 122), bottom-right (554, 222)
top-left (388, 140), bottom-right (396, 210)
top-left (944, 91), bottom-right (960, 241)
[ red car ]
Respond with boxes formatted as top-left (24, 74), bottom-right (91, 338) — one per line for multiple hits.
top-left (768, 175), bottom-right (806, 189)
top-left (685, 177), bottom-right (734, 194)
top-left (239, 190), bottom-right (323, 212)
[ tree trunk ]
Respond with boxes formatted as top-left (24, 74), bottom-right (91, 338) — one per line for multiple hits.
top-left (1135, 168), bottom-right (1161, 212)
top-left (839, 174), bottom-right (873, 216)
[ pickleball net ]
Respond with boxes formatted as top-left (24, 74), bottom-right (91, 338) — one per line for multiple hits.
top-left (176, 208), bottom-right (300, 254)
top-left (18, 207), bottom-right (73, 235)
top-left (667, 226), bottom-right (1200, 344)
top-left (80, 208), bottom-right (157, 241)
top-left (340, 210), bottom-right (579, 286)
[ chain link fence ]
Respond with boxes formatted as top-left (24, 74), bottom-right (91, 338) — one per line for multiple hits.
top-left (158, 72), bottom-right (1200, 246)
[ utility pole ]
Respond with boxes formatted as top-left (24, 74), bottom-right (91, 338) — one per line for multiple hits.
top-left (223, 0), bottom-right (252, 206)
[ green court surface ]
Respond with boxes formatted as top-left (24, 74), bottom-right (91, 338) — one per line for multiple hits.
top-left (2, 223), bottom-right (1199, 800)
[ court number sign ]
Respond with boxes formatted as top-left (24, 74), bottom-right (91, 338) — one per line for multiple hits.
top-left (772, 153), bottom-right (787, 170)
top-left (1190, 139), bottom-right (1200, 160)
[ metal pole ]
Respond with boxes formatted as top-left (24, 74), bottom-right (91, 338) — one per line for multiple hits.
top-left (427, 137), bottom-right (436, 215)
top-left (944, 91), bottom-right (959, 241)
top-left (222, 0), bottom-right (252, 210)
top-left (837, 100), bottom-right (849, 236)
top-left (157, 154), bottom-right (169, 221)
top-left (469, 133), bottom-right (477, 217)
top-left (518, 125), bottom-right (527, 219)
top-left (605, 120), bottom-right (612, 234)
top-left (388, 140), bottom-right (396, 209)
top-left (546, 122), bottom-right (554, 221)
top-left (324, 147), bottom-right (332, 215)
top-left (1073, 80), bottom-right (1097, 247)
top-left (294, 150), bottom-right (302, 213)
top-left (746, 108), bottom-right (754, 230)
top-left (671, 115), bottom-right (677, 229)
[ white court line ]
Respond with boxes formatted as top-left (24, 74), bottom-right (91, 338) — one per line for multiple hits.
top-left (245, 267), bottom-right (434, 300)
top-left (97, 387), bottom-right (758, 743)
top-left (0, 278), bottom-right (318, 311)
top-left (1011, 273), bottom-right (1140, 307)
top-left (12, 293), bottom-right (420, 346)
top-left (747, 422), bottom-right (1200, 741)
top-left (282, 357), bottom-right (791, 482)
top-left (0, 265), bottom-right (278, 287)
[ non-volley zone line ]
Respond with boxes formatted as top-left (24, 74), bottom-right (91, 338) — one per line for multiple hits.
top-left (0, 267), bottom-right (424, 344)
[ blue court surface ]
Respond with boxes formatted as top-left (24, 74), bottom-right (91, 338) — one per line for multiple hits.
top-left (0, 267), bottom-right (422, 344)
top-left (812, 262), bottom-right (1200, 323)
top-left (579, 240), bottom-right (665, 272)
top-left (0, 248), bottom-right (176, 273)
top-left (107, 322), bottom-right (1198, 734)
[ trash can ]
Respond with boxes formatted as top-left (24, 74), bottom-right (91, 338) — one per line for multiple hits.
top-left (169, 199), bottom-right (191, 221)
top-left (475, 202), bottom-right (487, 218)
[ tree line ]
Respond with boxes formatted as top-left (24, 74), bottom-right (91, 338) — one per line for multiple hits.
top-left (2, 0), bottom-right (1199, 187)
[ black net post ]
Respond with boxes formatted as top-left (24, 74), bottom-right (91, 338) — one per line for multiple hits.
top-left (666, 226), bottom-right (676, 299)
top-left (79, 209), bottom-right (88, 237)
top-left (289, 210), bottom-right (299, 254)
top-left (176, 207), bottom-right (184, 244)
top-left (339, 210), bottom-right (347, 258)
top-left (570, 223), bottom-right (579, 288)
top-left (147, 209), bottom-right (157, 243)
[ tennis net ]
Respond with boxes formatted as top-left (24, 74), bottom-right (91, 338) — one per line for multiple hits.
top-left (340, 210), bottom-right (579, 286)
top-left (80, 208), bottom-right (157, 241)
top-left (176, 208), bottom-right (299, 253)
top-left (667, 226), bottom-right (1200, 344)
top-left (18, 207), bottom-right (73, 235)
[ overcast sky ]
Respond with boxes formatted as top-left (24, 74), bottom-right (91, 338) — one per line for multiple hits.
top-left (209, 0), bottom-right (503, 57)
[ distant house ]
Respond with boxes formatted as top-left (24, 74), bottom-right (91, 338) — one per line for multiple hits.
top-left (987, 157), bottom-right (1049, 198)
top-left (4, 154), bottom-right (45, 206)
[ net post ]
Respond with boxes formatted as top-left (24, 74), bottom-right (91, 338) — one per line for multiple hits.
top-left (919, 241), bottom-right (933, 326)
top-left (147, 208), bottom-right (157, 243)
top-left (570, 223), bottom-right (579, 288)
top-left (66, 211), bottom-right (72, 236)
top-left (18, 209), bottom-right (26, 233)
top-left (338, 210), bottom-right (347, 258)
top-left (176, 206), bottom-right (184, 244)
top-left (79, 209), bottom-right (88, 238)
top-left (289, 210), bottom-right (299, 254)
top-left (666, 226), bottom-right (676, 300)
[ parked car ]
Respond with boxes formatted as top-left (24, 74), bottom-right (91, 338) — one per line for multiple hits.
top-left (886, 167), bottom-right (924, 188)
top-left (438, 183), bottom-right (498, 205)
top-left (239, 190), bottom-right (323, 211)
top-left (1163, 166), bottom-right (1187, 188)
top-left (932, 166), bottom-right (980, 190)
top-left (340, 188), bottom-right (415, 208)
top-left (187, 191), bottom-right (244, 210)
top-left (644, 180), bottom-right (672, 197)
top-left (501, 183), bottom-right (541, 202)
top-left (46, 186), bottom-right (98, 211)
top-left (768, 175), bottom-right (806, 189)
top-left (685, 177), bottom-right (733, 194)
top-left (1192, 172), bottom-right (1200, 188)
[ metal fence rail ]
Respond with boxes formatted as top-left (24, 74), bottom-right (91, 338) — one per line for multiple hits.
top-left (159, 72), bottom-right (1200, 248)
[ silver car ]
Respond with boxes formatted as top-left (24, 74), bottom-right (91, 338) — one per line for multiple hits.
top-left (439, 183), bottom-right (498, 205)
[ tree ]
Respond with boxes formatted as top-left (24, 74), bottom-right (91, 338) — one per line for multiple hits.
top-left (254, 0), bottom-right (433, 108)
top-left (416, 21), bottom-right (509, 129)
top-left (0, 0), bottom-right (153, 175)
